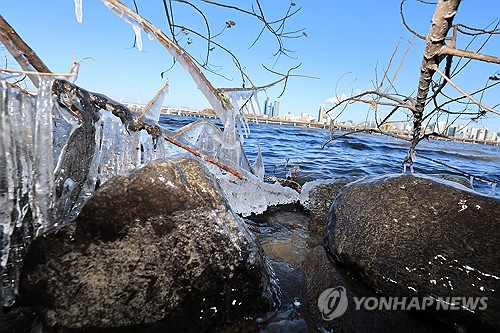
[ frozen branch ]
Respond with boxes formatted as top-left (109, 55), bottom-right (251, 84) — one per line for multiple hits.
top-left (0, 15), bottom-right (52, 87)
top-left (53, 79), bottom-right (244, 179)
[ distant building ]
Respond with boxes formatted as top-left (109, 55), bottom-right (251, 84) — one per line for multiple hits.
top-left (283, 112), bottom-right (294, 121)
top-left (318, 104), bottom-right (327, 123)
top-left (477, 128), bottom-right (488, 141)
top-left (487, 131), bottom-right (498, 142)
top-left (432, 121), bottom-right (447, 134)
top-left (263, 97), bottom-right (271, 116)
top-left (446, 125), bottom-right (458, 137)
top-left (455, 125), bottom-right (468, 139)
top-left (380, 122), bottom-right (396, 131)
top-left (469, 127), bottom-right (480, 140)
top-left (273, 101), bottom-right (280, 117)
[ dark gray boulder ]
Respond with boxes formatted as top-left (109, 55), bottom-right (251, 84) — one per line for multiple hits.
top-left (20, 157), bottom-right (277, 331)
top-left (326, 174), bottom-right (500, 331)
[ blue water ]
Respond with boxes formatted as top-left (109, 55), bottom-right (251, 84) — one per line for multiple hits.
top-left (159, 115), bottom-right (500, 197)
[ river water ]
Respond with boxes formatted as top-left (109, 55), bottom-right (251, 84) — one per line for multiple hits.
top-left (160, 115), bottom-right (500, 197)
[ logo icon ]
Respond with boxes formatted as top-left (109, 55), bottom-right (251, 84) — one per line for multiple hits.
top-left (318, 286), bottom-right (348, 320)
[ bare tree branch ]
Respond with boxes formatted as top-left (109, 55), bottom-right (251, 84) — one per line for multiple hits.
top-left (431, 64), bottom-right (500, 116)
top-left (400, 0), bottom-right (426, 40)
top-left (439, 45), bottom-right (500, 64)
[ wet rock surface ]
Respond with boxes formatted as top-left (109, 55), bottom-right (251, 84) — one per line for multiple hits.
top-left (326, 174), bottom-right (500, 331)
top-left (302, 246), bottom-right (426, 333)
top-left (20, 157), bottom-right (277, 332)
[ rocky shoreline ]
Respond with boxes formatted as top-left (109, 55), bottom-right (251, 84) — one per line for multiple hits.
top-left (2, 157), bottom-right (499, 332)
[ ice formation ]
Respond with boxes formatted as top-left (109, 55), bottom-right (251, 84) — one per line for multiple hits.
top-left (0, 75), bottom-right (297, 306)
top-left (102, 1), bottom-right (155, 52)
top-left (138, 82), bottom-right (169, 124)
top-left (74, 0), bottom-right (83, 23)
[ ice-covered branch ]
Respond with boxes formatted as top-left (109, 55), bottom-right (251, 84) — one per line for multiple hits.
top-left (0, 15), bottom-right (52, 87)
top-left (53, 79), bottom-right (245, 179)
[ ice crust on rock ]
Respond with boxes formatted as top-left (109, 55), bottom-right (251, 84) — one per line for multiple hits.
top-left (299, 178), bottom-right (344, 210)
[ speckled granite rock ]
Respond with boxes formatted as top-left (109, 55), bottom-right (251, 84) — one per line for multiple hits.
top-left (20, 157), bottom-right (277, 332)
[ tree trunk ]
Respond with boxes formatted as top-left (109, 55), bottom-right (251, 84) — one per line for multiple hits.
top-left (410, 0), bottom-right (461, 160)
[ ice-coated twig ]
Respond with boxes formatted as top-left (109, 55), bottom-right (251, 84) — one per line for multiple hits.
top-left (0, 68), bottom-right (76, 77)
top-left (0, 15), bottom-right (52, 87)
top-left (53, 79), bottom-right (244, 179)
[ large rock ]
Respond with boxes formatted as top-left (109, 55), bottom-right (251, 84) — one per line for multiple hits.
top-left (20, 157), bottom-right (277, 331)
top-left (326, 174), bottom-right (500, 331)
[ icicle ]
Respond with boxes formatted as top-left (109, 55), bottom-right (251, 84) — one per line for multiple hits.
top-left (103, 1), bottom-right (156, 52)
top-left (139, 82), bottom-right (169, 124)
top-left (132, 24), bottom-right (143, 51)
top-left (0, 81), bottom-right (17, 269)
top-left (70, 120), bottom-right (102, 218)
top-left (98, 112), bottom-right (142, 184)
top-left (74, 0), bottom-right (83, 23)
top-left (32, 77), bottom-right (55, 235)
top-left (68, 61), bottom-right (81, 84)
top-left (140, 130), bottom-right (155, 164)
top-left (251, 143), bottom-right (265, 180)
top-left (249, 93), bottom-right (261, 124)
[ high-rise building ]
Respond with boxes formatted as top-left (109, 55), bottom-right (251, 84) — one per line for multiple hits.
top-left (263, 97), bottom-right (271, 116)
top-left (273, 101), bottom-right (280, 117)
top-left (470, 127), bottom-right (480, 140)
top-left (446, 125), bottom-right (458, 137)
top-left (432, 121), bottom-right (447, 135)
top-left (318, 104), bottom-right (327, 123)
top-left (477, 128), bottom-right (488, 141)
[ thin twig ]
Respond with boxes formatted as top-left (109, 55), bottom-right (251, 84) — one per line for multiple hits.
top-left (431, 65), bottom-right (500, 116)
top-left (0, 67), bottom-right (76, 77)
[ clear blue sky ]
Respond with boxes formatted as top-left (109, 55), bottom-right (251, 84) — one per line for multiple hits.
top-left (2, 0), bottom-right (499, 131)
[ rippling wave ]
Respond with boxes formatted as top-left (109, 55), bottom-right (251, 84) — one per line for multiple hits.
top-left (159, 116), bottom-right (500, 196)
